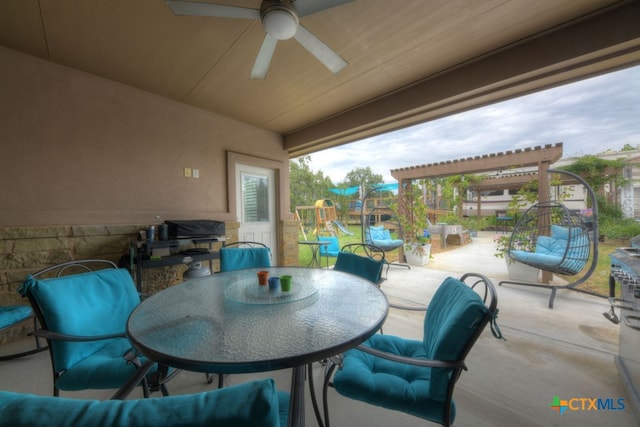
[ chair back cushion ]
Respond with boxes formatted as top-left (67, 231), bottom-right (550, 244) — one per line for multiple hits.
top-left (334, 252), bottom-right (384, 284)
top-left (0, 378), bottom-right (286, 427)
top-left (19, 268), bottom-right (140, 371)
top-left (423, 277), bottom-right (488, 401)
top-left (368, 225), bottom-right (391, 241)
top-left (551, 224), bottom-right (589, 261)
top-left (220, 247), bottom-right (271, 272)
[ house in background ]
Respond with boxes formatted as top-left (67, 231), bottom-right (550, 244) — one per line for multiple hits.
top-left (1, 1), bottom-right (639, 313)
top-left (460, 147), bottom-right (640, 220)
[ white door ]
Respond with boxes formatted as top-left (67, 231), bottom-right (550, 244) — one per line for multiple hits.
top-left (236, 164), bottom-right (278, 261)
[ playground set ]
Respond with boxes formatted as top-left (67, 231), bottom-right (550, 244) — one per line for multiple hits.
top-left (295, 199), bottom-right (353, 241)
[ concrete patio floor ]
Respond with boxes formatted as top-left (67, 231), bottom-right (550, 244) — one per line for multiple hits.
top-left (1, 231), bottom-right (638, 426)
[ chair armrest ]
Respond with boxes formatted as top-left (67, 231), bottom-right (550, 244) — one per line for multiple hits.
top-left (32, 329), bottom-right (127, 342)
top-left (355, 344), bottom-right (467, 370)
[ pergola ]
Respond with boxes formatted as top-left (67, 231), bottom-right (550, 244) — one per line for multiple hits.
top-left (391, 143), bottom-right (566, 282)
top-left (390, 143), bottom-right (564, 217)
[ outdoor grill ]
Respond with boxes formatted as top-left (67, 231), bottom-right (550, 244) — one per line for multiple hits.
top-left (607, 235), bottom-right (640, 420)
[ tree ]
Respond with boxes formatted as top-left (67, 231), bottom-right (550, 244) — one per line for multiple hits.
top-left (289, 156), bottom-right (334, 211)
top-left (342, 167), bottom-right (384, 188)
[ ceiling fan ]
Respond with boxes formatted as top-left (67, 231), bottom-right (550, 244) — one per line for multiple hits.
top-left (166, 0), bottom-right (351, 79)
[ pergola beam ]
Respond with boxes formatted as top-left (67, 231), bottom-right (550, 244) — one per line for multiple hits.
top-left (390, 143), bottom-right (563, 181)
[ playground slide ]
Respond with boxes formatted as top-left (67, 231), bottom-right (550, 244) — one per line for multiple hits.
top-left (332, 220), bottom-right (354, 235)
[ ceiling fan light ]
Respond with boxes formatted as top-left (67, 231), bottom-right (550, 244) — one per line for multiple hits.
top-left (263, 9), bottom-right (298, 40)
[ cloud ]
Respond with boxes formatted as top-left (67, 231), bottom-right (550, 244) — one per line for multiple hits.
top-left (306, 65), bottom-right (640, 184)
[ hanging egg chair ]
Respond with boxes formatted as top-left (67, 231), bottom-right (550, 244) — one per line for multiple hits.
top-left (508, 201), bottom-right (590, 275)
top-left (499, 169), bottom-right (599, 308)
top-left (361, 185), bottom-right (410, 269)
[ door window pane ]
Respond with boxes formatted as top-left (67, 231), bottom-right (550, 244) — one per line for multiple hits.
top-left (242, 173), bottom-right (269, 222)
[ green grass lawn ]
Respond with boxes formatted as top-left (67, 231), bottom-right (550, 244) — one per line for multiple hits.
top-left (567, 242), bottom-right (616, 297)
top-left (297, 224), bottom-right (363, 267)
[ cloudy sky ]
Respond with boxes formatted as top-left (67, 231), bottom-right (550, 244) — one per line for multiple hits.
top-left (305, 64), bottom-right (640, 184)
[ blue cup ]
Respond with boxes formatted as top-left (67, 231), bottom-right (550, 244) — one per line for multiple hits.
top-left (268, 276), bottom-right (280, 291)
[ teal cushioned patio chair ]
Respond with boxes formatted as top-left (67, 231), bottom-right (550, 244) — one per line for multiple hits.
top-left (322, 273), bottom-right (504, 427)
top-left (318, 236), bottom-right (340, 257)
top-left (219, 241), bottom-right (271, 272)
top-left (0, 304), bottom-right (47, 361)
top-left (18, 259), bottom-right (174, 398)
top-left (0, 378), bottom-right (290, 427)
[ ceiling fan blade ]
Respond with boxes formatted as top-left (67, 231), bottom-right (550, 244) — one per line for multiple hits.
top-left (251, 34), bottom-right (279, 79)
top-left (166, 0), bottom-right (260, 20)
top-left (293, 25), bottom-right (347, 74)
top-left (294, 0), bottom-right (354, 17)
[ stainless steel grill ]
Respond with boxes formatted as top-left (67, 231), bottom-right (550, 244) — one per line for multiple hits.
top-left (607, 239), bottom-right (640, 421)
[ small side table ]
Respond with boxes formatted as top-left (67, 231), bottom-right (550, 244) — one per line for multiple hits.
top-left (298, 240), bottom-right (330, 268)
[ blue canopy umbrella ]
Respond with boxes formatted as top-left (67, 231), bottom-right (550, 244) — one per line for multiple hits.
top-left (329, 186), bottom-right (360, 196)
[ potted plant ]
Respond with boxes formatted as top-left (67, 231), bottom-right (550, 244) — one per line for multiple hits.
top-left (494, 228), bottom-right (540, 282)
top-left (394, 181), bottom-right (432, 266)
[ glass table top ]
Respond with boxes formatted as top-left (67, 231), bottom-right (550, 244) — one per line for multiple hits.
top-left (223, 274), bottom-right (318, 305)
top-left (127, 267), bottom-right (388, 373)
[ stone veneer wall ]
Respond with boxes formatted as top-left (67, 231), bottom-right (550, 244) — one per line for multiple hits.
top-left (0, 219), bottom-right (300, 345)
top-left (281, 220), bottom-right (300, 266)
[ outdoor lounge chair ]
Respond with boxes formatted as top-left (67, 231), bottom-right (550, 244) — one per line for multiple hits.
top-left (321, 273), bottom-right (503, 427)
top-left (18, 259), bottom-right (174, 398)
top-left (500, 168), bottom-right (599, 308)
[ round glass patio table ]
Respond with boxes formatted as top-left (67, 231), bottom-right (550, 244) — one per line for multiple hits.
top-left (127, 266), bottom-right (388, 426)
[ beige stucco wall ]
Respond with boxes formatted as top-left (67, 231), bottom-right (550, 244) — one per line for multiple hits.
top-left (0, 47), bottom-right (300, 344)
top-left (0, 46), bottom-right (288, 226)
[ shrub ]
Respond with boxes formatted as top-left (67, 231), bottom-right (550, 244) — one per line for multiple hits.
top-left (600, 217), bottom-right (640, 240)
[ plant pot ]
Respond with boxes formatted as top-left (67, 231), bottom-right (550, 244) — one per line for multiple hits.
top-left (405, 243), bottom-right (431, 266)
top-left (505, 254), bottom-right (540, 282)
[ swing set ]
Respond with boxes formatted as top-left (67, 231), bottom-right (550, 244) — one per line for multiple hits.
top-left (295, 199), bottom-right (352, 240)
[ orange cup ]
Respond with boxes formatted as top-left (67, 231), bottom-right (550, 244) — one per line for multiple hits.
top-left (257, 270), bottom-right (269, 286)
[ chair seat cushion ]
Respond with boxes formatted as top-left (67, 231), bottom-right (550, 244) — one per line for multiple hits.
top-left (333, 334), bottom-right (456, 423)
top-left (510, 249), bottom-right (562, 267)
top-left (54, 338), bottom-right (155, 391)
top-left (370, 239), bottom-right (403, 249)
top-left (0, 305), bottom-right (32, 329)
top-left (0, 378), bottom-right (287, 427)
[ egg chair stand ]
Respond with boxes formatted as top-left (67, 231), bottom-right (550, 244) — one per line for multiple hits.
top-left (361, 187), bottom-right (410, 270)
top-left (498, 169), bottom-right (600, 309)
